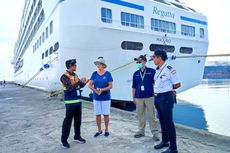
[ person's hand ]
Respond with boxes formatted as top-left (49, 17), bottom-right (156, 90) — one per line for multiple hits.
top-left (133, 98), bottom-right (136, 105)
top-left (81, 77), bottom-right (88, 84)
top-left (97, 88), bottom-right (102, 96)
top-left (94, 90), bottom-right (99, 95)
top-left (173, 90), bottom-right (177, 97)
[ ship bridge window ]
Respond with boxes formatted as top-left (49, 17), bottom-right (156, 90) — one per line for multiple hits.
top-left (53, 42), bottom-right (59, 52)
top-left (200, 28), bottom-right (204, 38)
top-left (101, 8), bottom-right (112, 23)
top-left (180, 47), bottom-right (193, 54)
top-left (149, 44), bottom-right (175, 53)
top-left (121, 41), bottom-right (143, 50)
top-left (151, 19), bottom-right (176, 34)
top-left (181, 24), bottom-right (195, 37)
top-left (121, 12), bottom-right (144, 29)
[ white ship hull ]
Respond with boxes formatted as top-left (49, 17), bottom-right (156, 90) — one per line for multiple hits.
top-left (13, 0), bottom-right (209, 101)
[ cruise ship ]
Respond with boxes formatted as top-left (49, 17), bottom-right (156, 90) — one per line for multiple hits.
top-left (13, 0), bottom-right (209, 101)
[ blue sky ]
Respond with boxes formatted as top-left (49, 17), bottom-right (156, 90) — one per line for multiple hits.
top-left (0, 0), bottom-right (229, 81)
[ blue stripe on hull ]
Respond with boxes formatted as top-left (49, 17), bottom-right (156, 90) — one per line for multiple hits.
top-left (180, 16), bottom-right (207, 25)
top-left (101, 0), bottom-right (144, 11)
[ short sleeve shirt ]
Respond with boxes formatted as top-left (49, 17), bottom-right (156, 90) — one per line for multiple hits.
top-left (154, 63), bottom-right (180, 93)
top-left (132, 67), bottom-right (155, 98)
top-left (90, 71), bottom-right (113, 100)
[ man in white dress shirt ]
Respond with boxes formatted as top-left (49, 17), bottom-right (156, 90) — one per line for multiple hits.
top-left (150, 50), bottom-right (181, 153)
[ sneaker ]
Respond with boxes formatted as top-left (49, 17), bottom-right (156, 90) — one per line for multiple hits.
top-left (62, 141), bottom-right (70, 148)
top-left (94, 131), bottom-right (103, 138)
top-left (134, 132), bottom-right (145, 138)
top-left (104, 132), bottom-right (109, 137)
top-left (74, 136), bottom-right (86, 144)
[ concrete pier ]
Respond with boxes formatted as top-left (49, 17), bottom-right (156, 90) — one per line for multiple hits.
top-left (0, 84), bottom-right (230, 153)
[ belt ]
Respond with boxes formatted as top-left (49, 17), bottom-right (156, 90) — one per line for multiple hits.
top-left (154, 91), bottom-right (172, 96)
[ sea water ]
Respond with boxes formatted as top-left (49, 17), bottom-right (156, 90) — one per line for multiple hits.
top-left (176, 79), bottom-right (230, 137)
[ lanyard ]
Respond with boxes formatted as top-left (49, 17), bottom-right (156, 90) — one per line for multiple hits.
top-left (156, 64), bottom-right (167, 79)
top-left (140, 70), bottom-right (146, 83)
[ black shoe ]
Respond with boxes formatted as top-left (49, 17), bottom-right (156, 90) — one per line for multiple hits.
top-left (74, 136), bottom-right (86, 144)
top-left (154, 142), bottom-right (169, 149)
top-left (62, 142), bottom-right (70, 148)
top-left (134, 132), bottom-right (145, 138)
top-left (162, 148), bottom-right (178, 153)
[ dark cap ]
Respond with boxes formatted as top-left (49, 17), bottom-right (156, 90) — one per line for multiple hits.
top-left (65, 59), bottom-right (76, 69)
top-left (134, 55), bottom-right (147, 62)
top-left (150, 50), bottom-right (168, 61)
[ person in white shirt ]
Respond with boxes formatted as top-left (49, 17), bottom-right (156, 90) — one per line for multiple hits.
top-left (150, 50), bottom-right (181, 153)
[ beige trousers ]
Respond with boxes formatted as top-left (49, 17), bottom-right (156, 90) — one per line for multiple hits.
top-left (136, 96), bottom-right (158, 135)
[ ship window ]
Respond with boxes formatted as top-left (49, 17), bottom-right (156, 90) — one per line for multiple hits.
top-left (49, 46), bottom-right (53, 55)
top-left (200, 28), bottom-right (204, 38)
top-left (121, 41), bottom-right (143, 50)
top-left (42, 53), bottom-right (44, 59)
top-left (42, 32), bottom-right (45, 43)
top-left (34, 45), bottom-right (36, 52)
top-left (53, 42), bottom-right (59, 52)
top-left (149, 44), bottom-right (175, 53)
top-left (101, 8), bottom-right (112, 23)
top-left (33, 45), bottom-right (35, 53)
top-left (49, 21), bottom-right (53, 34)
top-left (45, 27), bottom-right (48, 39)
top-left (121, 12), bottom-right (144, 29)
top-left (39, 36), bottom-right (41, 46)
top-left (181, 24), bottom-right (195, 37)
top-left (37, 39), bottom-right (39, 48)
top-left (180, 47), bottom-right (193, 54)
top-left (45, 50), bottom-right (48, 57)
top-left (151, 19), bottom-right (176, 34)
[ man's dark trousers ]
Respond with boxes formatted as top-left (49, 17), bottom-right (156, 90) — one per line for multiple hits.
top-left (61, 104), bottom-right (82, 143)
top-left (154, 92), bottom-right (177, 150)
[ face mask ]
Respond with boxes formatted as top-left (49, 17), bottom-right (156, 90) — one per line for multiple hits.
top-left (136, 63), bottom-right (142, 69)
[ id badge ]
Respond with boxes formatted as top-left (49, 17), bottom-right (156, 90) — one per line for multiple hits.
top-left (141, 85), bottom-right (145, 91)
top-left (77, 89), bottom-right (80, 96)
